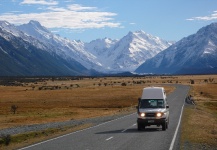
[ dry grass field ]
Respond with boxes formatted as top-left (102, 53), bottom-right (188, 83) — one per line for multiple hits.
top-left (0, 75), bottom-right (217, 149)
top-left (180, 76), bottom-right (217, 149)
top-left (0, 76), bottom-right (176, 130)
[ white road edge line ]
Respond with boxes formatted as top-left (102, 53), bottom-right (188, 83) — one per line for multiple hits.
top-left (169, 104), bottom-right (184, 150)
top-left (106, 136), bottom-right (113, 141)
top-left (169, 86), bottom-right (190, 150)
top-left (18, 113), bottom-right (136, 150)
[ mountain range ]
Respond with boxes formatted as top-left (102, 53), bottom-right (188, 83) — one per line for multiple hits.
top-left (1, 20), bottom-right (217, 76)
top-left (135, 22), bottom-right (217, 74)
top-left (17, 21), bottom-right (172, 72)
top-left (0, 20), bottom-right (172, 76)
top-left (0, 21), bottom-right (89, 76)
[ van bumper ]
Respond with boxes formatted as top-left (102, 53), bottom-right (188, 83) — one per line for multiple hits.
top-left (137, 118), bottom-right (166, 126)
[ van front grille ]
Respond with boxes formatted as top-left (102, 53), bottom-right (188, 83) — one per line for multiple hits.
top-left (146, 113), bottom-right (156, 117)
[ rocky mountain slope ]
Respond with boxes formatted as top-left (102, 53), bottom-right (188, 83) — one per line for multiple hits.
top-left (135, 23), bottom-right (217, 74)
top-left (0, 21), bottom-right (89, 76)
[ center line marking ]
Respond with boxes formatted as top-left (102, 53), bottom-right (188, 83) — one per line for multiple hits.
top-left (121, 123), bottom-right (137, 133)
top-left (106, 136), bottom-right (113, 141)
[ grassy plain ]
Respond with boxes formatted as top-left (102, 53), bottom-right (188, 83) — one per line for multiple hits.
top-left (0, 76), bottom-right (176, 130)
top-left (181, 78), bottom-right (217, 149)
top-left (0, 75), bottom-right (217, 149)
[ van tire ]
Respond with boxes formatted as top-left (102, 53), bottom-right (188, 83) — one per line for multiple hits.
top-left (162, 122), bottom-right (166, 131)
top-left (137, 123), bottom-right (142, 131)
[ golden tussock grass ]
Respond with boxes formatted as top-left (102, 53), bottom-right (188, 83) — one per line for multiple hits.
top-left (0, 76), bottom-right (175, 130)
top-left (181, 77), bottom-right (217, 149)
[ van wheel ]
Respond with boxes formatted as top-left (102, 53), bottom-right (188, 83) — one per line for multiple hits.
top-left (162, 122), bottom-right (166, 131)
top-left (137, 123), bottom-right (142, 131)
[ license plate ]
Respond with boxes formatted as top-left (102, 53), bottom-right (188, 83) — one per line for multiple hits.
top-left (148, 120), bottom-right (154, 123)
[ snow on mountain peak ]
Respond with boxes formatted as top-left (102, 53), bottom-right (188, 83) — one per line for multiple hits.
top-left (1, 20), bottom-right (173, 73)
top-left (0, 20), bottom-right (10, 27)
top-left (28, 20), bottom-right (50, 33)
top-left (0, 20), bottom-right (21, 37)
top-left (91, 30), bottom-right (173, 72)
top-left (18, 20), bottom-right (51, 39)
top-left (17, 20), bottom-right (103, 70)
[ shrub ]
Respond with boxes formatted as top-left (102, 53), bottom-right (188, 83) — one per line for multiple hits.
top-left (11, 105), bottom-right (18, 114)
top-left (190, 79), bottom-right (194, 84)
top-left (121, 83), bottom-right (127, 86)
top-left (0, 134), bottom-right (11, 146)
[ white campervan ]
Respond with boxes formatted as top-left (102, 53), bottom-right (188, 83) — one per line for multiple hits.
top-left (137, 87), bottom-right (169, 131)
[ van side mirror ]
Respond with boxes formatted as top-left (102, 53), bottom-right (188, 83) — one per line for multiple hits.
top-left (166, 105), bottom-right (169, 109)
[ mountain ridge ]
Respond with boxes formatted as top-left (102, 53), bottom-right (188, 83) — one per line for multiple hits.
top-left (17, 20), bottom-right (173, 72)
top-left (0, 21), bottom-right (90, 76)
top-left (135, 22), bottom-right (217, 74)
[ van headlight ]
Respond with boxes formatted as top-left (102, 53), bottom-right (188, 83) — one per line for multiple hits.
top-left (140, 113), bottom-right (145, 117)
top-left (156, 112), bottom-right (162, 117)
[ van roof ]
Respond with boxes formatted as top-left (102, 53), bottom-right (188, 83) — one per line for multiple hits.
top-left (141, 87), bottom-right (166, 99)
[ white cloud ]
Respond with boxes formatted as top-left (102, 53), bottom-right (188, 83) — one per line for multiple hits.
top-left (47, 6), bottom-right (67, 12)
top-left (67, 4), bottom-right (97, 11)
top-left (0, 4), bottom-right (121, 29)
top-left (20, 0), bottom-right (58, 5)
top-left (187, 11), bottom-right (217, 21)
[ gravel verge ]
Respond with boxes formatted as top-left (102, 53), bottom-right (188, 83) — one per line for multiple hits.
top-left (0, 110), bottom-right (135, 136)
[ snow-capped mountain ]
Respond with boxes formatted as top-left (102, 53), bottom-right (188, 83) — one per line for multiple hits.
top-left (0, 21), bottom-right (50, 51)
top-left (0, 20), bottom-right (89, 76)
top-left (18, 21), bottom-right (172, 72)
top-left (86, 38), bottom-right (118, 56)
top-left (0, 20), bottom-right (173, 75)
top-left (18, 20), bottom-right (102, 70)
top-left (85, 30), bottom-right (172, 72)
top-left (96, 31), bottom-right (172, 71)
top-left (135, 23), bottom-right (217, 74)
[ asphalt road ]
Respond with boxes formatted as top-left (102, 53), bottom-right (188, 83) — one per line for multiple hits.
top-left (19, 84), bottom-right (190, 150)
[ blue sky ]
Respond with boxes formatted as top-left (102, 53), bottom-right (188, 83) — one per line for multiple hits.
top-left (0, 0), bottom-right (217, 42)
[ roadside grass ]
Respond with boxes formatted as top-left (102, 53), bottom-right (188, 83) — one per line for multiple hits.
top-left (0, 123), bottom-right (92, 150)
top-left (181, 83), bottom-right (217, 149)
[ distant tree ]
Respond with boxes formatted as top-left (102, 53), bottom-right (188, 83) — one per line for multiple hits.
top-left (190, 79), bottom-right (195, 84)
top-left (204, 79), bottom-right (208, 83)
top-left (121, 83), bottom-right (127, 86)
top-left (209, 78), bottom-right (214, 82)
top-left (11, 105), bottom-right (18, 114)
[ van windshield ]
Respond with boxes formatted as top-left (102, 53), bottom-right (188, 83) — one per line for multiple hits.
top-left (139, 99), bottom-right (165, 108)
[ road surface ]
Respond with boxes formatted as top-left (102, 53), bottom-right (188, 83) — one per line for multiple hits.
top-left (19, 84), bottom-right (190, 150)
